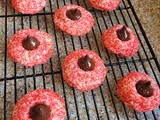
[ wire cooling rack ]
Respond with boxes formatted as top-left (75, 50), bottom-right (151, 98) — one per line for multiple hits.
top-left (0, 0), bottom-right (160, 120)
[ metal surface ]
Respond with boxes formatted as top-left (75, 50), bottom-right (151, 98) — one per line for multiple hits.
top-left (0, 0), bottom-right (160, 120)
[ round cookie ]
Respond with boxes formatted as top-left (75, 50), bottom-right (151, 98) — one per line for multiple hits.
top-left (54, 4), bottom-right (94, 36)
top-left (88, 0), bottom-right (120, 11)
top-left (102, 24), bottom-right (139, 58)
top-left (11, 0), bottom-right (47, 14)
top-left (62, 49), bottom-right (107, 92)
top-left (7, 29), bottom-right (53, 67)
top-left (117, 72), bottom-right (160, 112)
top-left (12, 89), bottom-right (66, 120)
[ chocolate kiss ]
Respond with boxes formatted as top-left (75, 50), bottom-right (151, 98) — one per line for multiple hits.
top-left (66, 9), bottom-right (82, 20)
top-left (29, 104), bottom-right (51, 120)
top-left (117, 26), bottom-right (130, 41)
top-left (22, 36), bottom-right (40, 50)
top-left (78, 55), bottom-right (95, 71)
top-left (136, 80), bottom-right (153, 97)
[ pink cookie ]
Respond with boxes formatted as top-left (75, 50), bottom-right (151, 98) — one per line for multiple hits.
top-left (117, 72), bottom-right (160, 112)
top-left (11, 0), bottom-right (47, 14)
top-left (88, 0), bottom-right (120, 11)
top-left (8, 29), bottom-right (53, 67)
top-left (12, 89), bottom-right (66, 120)
top-left (54, 4), bottom-right (94, 36)
top-left (62, 49), bottom-right (107, 92)
top-left (102, 24), bottom-right (139, 58)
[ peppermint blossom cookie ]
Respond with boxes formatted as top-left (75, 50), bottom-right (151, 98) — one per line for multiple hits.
top-left (7, 29), bottom-right (53, 67)
top-left (102, 24), bottom-right (139, 58)
top-left (117, 72), bottom-right (160, 112)
top-left (88, 0), bottom-right (120, 11)
top-left (12, 89), bottom-right (66, 120)
top-left (11, 0), bottom-right (47, 14)
top-left (54, 4), bottom-right (94, 36)
top-left (62, 49), bottom-right (107, 92)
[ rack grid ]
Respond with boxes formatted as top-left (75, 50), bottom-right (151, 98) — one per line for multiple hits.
top-left (0, 0), bottom-right (160, 120)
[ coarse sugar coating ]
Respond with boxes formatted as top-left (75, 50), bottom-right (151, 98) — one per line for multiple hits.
top-left (62, 49), bottom-right (107, 92)
top-left (7, 29), bottom-right (53, 67)
top-left (102, 24), bottom-right (139, 58)
top-left (12, 89), bottom-right (66, 120)
top-left (88, 0), bottom-right (121, 11)
top-left (11, 0), bottom-right (47, 14)
top-left (117, 72), bottom-right (160, 112)
top-left (54, 4), bottom-right (94, 36)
